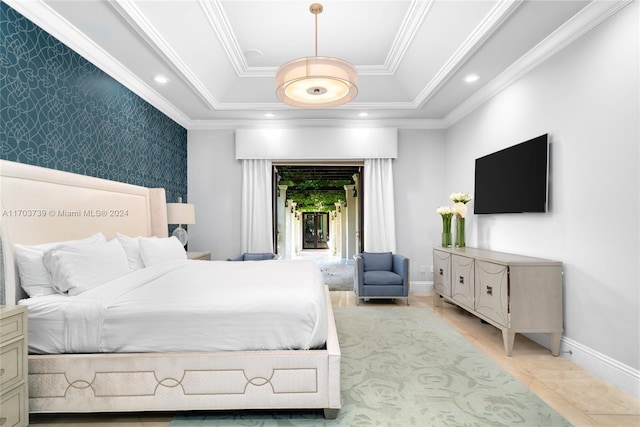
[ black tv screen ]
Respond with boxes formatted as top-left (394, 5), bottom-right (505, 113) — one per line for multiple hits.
top-left (474, 134), bottom-right (549, 214)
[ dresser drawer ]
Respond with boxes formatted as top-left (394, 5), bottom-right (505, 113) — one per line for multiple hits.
top-left (0, 384), bottom-right (27, 427)
top-left (433, 250), bottom-right (451, 297)
top-left (0, 313), bottom-right (24, 345)
top-left (475, 261), bottom-right (509, 326)
top-left (451, 255), bottom-right (475, 310)
top-left (1, 340), bottom-right (25, 391)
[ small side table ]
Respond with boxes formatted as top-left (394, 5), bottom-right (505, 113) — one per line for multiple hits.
top-left (187, 251), bottom-right (211, 261)
top-left (0, 305), bottom-right (28, 427)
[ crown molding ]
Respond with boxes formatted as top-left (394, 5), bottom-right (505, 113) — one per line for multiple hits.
top-left (207, 0), bottom-right (431, 78)
top-left (187, 0), bottom-right (631, 131)
top-left (200, 0), bottom-right (247, 76)
top-left (442, 0), bottom-right (633, 127)
top-left (4, 0), bottom-right (192, 128)
top-left (113, 0), bottom-right (221, 110)
top-left (6, 0), bottom-right (630, 132)
top-left (186, 118), bottom-right (447, 131)
top-left (414, 0), bottom-right (521, 108)
top-left (383, 0), bottom-right (434, 74)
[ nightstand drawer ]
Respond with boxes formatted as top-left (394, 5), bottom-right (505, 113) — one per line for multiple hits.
top-left (187, 251), bottom-right (211, 261)
top-left (0, 384), bottom-right (27, 427)
top-left (1, 340), bottom-right (24, 391)
top-left (0, 313), bottom-right (24, 344)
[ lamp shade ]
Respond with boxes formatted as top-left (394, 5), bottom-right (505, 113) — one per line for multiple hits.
top-left (276, 56), bottom-right (358, 108)
top-left (166, 203), bottom-right (195, 225)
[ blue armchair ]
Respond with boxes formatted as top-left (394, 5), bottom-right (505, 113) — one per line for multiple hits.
top-left (227, 252), bottom-right (279, 261)
top-left (354, 252), bottom-right (410, 305)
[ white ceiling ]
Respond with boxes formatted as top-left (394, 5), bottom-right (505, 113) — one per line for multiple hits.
top-left (7, 0), bottom-right (628, 129)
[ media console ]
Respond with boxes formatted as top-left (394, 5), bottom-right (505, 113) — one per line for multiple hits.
top-left (433, 247), bottom-right (563, 356)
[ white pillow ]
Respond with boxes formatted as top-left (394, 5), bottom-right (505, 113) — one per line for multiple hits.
top-left (44, 239), bottom-right (130, 296)
top-left (116, 233), bottom-right (147, 270)
top-left (138, 236), bottom-right (187, 267)
top-left (13, 233), bottom-right (106, 297)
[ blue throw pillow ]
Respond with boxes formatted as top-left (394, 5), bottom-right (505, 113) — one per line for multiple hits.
top-left (363, 252), bottom-right (392, 271)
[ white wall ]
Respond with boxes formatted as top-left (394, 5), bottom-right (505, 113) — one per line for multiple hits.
top-left (188, 127), bottom-right (446, 281)
top-left (394, 129), bottom-right (447, 289)
top-left (445, 2), bottom-right (639, 395)
top-left (187, 129), bottom-right (242, 260)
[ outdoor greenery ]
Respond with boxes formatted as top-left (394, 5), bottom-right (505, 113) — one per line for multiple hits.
top-left (278, 166), bottom-right (355, 212)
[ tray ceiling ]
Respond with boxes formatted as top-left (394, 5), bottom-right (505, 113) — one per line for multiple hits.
top-left (6, 0), bottom-right (628, 128)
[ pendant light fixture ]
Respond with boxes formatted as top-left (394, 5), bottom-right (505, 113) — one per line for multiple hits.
top-left (275, 3), bottom-right (358, 108)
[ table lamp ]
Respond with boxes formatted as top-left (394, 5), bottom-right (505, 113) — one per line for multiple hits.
top-left (166, 197), bottom-right (195, 246)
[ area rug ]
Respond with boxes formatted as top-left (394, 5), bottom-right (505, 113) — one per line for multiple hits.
top-left (169, 306), bottom-right (569, 426)
top-left (317, 260), bottom-right (354, 291)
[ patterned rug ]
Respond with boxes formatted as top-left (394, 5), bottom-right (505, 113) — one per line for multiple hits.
top-left (170, 306), bottom-right (569, 426)
top-left (317, 260), bottom-right (354, 291)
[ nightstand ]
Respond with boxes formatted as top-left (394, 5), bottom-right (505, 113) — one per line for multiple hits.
top-left (1, 305), bottom-right (28, 427)
top-left (187, 251), bottom-right (211, 261)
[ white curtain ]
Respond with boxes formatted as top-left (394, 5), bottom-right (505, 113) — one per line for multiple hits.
top-left (241, 159), bottom-right (273, 253)
top-left (363, 158), bottom-right (396, 252)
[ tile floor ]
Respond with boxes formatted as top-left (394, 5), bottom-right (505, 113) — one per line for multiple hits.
top-left (28, 291), bottom-right (640, 426)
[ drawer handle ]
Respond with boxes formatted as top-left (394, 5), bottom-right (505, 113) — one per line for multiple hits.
top-left (459, 276), bottom-right (464, 284)
top-left (0, 368), bottom-right (4, 375)
top-left (486, 285), bottom-right (493, 295)
top-left (0, 416), bottom-right (6, 425)
top-left (439, 268), bottom-right (443, 276)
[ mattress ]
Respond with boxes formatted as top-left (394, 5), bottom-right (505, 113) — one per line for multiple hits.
top-left (20, 259), bottom-right (328, 354)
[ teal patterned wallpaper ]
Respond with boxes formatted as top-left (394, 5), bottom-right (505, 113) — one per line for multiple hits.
top-left (0, 2), bottom-right (187, 204)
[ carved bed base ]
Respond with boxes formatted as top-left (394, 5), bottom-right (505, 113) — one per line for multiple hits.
top-left (0, 161), bottom-right (341, 419)
top-left (28, 288), bottom-right (341, 419)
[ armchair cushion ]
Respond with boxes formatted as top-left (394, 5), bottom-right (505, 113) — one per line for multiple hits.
top-left (228, 252), bottom-right (278, 261)
top-left (362, 251), bottom-right (392, 271)
top-left (363, 270), bottom-right (403, 286)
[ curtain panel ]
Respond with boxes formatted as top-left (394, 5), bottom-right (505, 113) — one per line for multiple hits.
top-left (241, 159), bottom-right (274, 253)
top-left (363, 158), bottom-right (397, 252)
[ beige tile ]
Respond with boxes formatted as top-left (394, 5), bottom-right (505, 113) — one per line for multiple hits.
top-left (534, 369), bottom-right (640, 415)
top-left (528, 378), bottom-right (599, 426)
top-left (588, 414), bottom-right (640, 426)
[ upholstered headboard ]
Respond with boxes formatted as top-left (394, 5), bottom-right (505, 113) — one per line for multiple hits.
top-left (0, 160), bottom-right (168, 304)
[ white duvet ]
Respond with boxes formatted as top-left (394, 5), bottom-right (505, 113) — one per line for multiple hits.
top-left (20, 259), bottom-right (328, 354)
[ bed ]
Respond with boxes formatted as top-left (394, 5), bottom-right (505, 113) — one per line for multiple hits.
top-left (0, 159), bottom-right (341, 419)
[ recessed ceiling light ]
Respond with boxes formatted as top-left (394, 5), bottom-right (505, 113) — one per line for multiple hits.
top-left (464, 74), bottom-right (480, 83)
top-left (264, 112), bottom-right (275, 118)
top-left (358, 112), bottom-right (369, 117)
top-left (153, 74), bottom-right (169, 84)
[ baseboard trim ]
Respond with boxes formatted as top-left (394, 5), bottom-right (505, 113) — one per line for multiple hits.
top-left (526, 334), bottom-right (639, 399)
top-left (410, 281), bottom-right (432, 294)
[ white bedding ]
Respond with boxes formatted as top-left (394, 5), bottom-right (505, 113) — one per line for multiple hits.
top-left (20, 259), bottom-right (328, 354)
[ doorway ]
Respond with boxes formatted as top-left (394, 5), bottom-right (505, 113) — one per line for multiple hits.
top-left (303, 212), bottom-right (329, 249)
top-left (273, 164), bottom-right (363, 259)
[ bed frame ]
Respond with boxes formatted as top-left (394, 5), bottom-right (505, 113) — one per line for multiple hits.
top-left (0, 160), bottom-right (341, 419)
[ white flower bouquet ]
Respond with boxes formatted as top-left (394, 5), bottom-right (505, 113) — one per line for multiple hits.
top-left (450, 192), bottom-right (473, 204)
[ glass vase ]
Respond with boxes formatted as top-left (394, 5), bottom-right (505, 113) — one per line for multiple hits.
top-left (441, 216), bottom-right (452, 247)
top-left (455, 217), bottom-right (466, 248)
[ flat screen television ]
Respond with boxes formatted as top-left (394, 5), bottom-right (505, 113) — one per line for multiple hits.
top-left (474, 134), bottom-right (548, 214)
